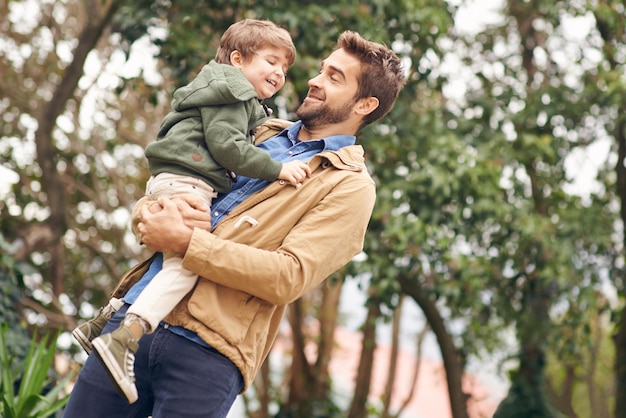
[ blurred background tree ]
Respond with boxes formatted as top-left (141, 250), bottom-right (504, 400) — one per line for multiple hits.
top-left (0, 0), bottom-right (623, 417)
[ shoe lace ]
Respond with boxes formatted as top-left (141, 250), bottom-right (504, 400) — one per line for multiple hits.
top-left (126, 352), bottom-right (136, 382)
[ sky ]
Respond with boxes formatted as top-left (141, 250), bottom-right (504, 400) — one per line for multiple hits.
top-left (454, 0), bottom-right (505, 34)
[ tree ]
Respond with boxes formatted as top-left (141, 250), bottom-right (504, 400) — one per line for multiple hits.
top-left (586, 1), bottom-right (626, 416)
top-left (355, 1), bottom-right (620, 417)
top-left (449, 1), bottom-right (619, 416)
top-left (545, 308), bottom-right (614, 418)
top-left (0, 0), bottom-right (152, 338)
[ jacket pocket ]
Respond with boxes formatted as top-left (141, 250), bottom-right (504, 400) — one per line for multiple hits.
top-left (187, 280), bottom-right (261, 345)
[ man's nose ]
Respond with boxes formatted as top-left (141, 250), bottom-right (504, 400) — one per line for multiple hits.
top-left (307, 73), bottom-right (322, 87)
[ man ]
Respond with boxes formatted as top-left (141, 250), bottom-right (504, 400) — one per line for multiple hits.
top-left (63, 30), bottom-right (406, 418)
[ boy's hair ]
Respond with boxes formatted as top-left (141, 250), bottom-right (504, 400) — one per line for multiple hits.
top-left (215, 19), bottom-right (296, 66)
top-left (336, 31), bottom-right (406, 128)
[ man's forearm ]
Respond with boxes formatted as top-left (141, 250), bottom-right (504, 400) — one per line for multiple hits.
top-left (182, 180), bottom-right (376, 305)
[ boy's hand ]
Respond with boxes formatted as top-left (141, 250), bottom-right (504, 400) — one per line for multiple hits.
top-left (171, 195), bottom-right (212, 231)
top-left (173, 193), bottom-right (210, 212)
top-left (143, 194), bottom-right (211, 228)
top-left (278, 161), bottom-right (311, 187)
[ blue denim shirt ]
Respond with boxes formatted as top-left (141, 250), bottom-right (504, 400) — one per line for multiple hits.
top-left (124, 121), bottom-right (355, 347)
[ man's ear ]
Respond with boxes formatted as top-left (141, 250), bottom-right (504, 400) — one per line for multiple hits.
top-left (355, 96), bottom-right (379, 116)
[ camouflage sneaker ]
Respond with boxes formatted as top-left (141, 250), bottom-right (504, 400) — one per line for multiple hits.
top-left (72, 313), bottom-right (108, 355)
top-left (92, 325), bottom-right (139, 404)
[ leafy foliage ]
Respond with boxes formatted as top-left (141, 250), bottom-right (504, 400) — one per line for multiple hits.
top-left (0, 236), bottom-right (32, 361)
top-left (0, 325), bottom-right (73, 418)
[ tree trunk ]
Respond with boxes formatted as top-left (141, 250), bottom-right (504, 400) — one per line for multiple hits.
top-left (592, 6), bottom-right (626, 416)
top-left (491, 5), bottom-right (561, 417)
top-left (347, 300), bottom-right (379, 418)
top-left (381, 296), bottom-right (403, 418)
top-left (313, 277), bottom-right (343, 400)
top-left (247, 360), bottom-right (271, 418)
top-left (33, 0), bottom-right (121, 295)
top-left (587, 318), bottom-right (610, 418)
top-left (494, 269), bottom-right (556, 418)
top-left (283, 298), bottom-right (313, 415)
top-left (613, 103), bottom-right (626, 418)
top-left (398, 275), bottom-right (469, 418)
top-left (545, 364), bottom-right (577, 418)
top-left (279, 280), bottom-right (343, 417)
top-left (493, 357), bottom-right (555, 418)
top-left (614, 304), bottom-right (626, 418)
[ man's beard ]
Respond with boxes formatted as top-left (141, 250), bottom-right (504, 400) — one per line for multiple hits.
top-left (296, 97), bottom-right (355, 128)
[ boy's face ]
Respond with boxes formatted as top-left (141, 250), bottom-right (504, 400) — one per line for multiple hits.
top-left (231, 47), bottom-right (290, 100)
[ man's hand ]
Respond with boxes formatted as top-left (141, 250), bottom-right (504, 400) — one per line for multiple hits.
top-left (138, 198), bottom-right (197, 255)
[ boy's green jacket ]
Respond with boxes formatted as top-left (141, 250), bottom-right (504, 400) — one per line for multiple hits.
top-left (145, 60), bottom-right (281, 193)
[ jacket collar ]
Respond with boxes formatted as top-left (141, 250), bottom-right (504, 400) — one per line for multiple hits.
top-left (254, 118), bottom-right (365, 171)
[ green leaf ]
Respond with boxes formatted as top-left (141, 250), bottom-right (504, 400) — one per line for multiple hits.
top-left (0, 325), bottom-right (73, 418)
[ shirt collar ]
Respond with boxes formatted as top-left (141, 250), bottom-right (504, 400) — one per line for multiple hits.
top-left (281, 120), bottom-right (357, 152)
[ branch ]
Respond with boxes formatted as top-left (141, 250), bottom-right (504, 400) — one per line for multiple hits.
top-left (391, 321), bottom-right (430, 418)
top-left (20, 296), bottom-right (76, 331)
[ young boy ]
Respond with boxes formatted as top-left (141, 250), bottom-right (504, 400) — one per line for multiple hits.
top-left (71, 19), bottom-right (309, 404)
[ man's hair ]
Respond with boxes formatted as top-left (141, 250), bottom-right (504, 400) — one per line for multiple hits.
top-left (336, 31), bottom-right (406, 128)
top-left (215, 19), bottom-right (296, 66)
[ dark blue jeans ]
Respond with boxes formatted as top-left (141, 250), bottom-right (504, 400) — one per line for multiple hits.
top-left (63, 305), bottom-right (243, 418)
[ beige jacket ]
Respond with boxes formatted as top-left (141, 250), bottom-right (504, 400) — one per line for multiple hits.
top-left (114, 119), bottom-right (376, 391)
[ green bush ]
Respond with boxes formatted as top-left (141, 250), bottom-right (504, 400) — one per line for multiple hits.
top-left (0, 234), bottom-right (31, 360)
top-left (0, 324), bottom-right (74, 418)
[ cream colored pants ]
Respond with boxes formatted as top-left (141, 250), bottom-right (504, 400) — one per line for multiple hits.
top-left (127, 173), bottom-right (216, 331)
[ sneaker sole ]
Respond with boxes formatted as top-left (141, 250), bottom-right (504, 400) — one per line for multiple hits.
top-left (92, 338), bottom-right (139, 404)
top-left (71, 328), bottom-right (93, 355)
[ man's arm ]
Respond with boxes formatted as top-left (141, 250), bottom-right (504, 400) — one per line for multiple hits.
top-left (136, 175), bottom-right (375, 306)
top-left (182, 179), bottom-right (375, 305)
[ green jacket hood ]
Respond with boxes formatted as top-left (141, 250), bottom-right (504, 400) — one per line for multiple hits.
top-left (172, 60), bottom-right (258, 111)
